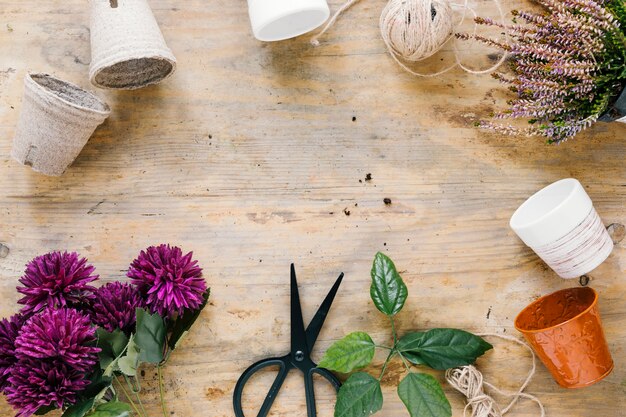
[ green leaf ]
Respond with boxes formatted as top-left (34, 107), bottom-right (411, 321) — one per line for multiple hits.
top-left (62, 398), bottom-right (95, 417)
top-left (397, 329), bottom-right (492, 370)
top-left (318, 332), bottom-right (376, 373)
top-left (96, 329), bottom-right (129, 376)
top-left (397, 373), bottom-right (451, 417)
top-left (370, 252), bottom-right (408, 316)
top-left (84, 401), bottom-right (132, 417)
top-left (167, 289), bottom-right (210, 351)
top-left (402, 351), bottom-right (428, 366)
top-left (81, 368), bottom-right (112, 401)
top-left (396, 332), bottom-right (425, 351)
top-left (35, 405), bottom-right (56, 415)
top-left (396, 332), bottom-right (429, 365)
top-left (134, 308), bottom-right (166, 364)
top-left (335, 373), bottom-right (383, 417)
top-left (117, 335), bottom-right (140, 377)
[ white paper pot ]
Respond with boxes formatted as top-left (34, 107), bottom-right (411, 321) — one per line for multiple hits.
top-left (11, 73), bottom-right (111, 176)
top-left (510, 178), bottom-right (613, 279)
top-left (247, 0), bottom-right (330, 41)
top-left (89, 0), bottom-right (177, 89)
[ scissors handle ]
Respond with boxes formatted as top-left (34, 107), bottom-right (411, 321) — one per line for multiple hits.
top-left (304, 367), bottom-right (342, 417)
top-left (233, 357), bottom-right (289, 417)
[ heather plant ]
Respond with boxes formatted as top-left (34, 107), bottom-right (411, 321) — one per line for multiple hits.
top-left (459, 0), bottom-right (626, 143)
top-left (0, 246), bottom-right (210, 417)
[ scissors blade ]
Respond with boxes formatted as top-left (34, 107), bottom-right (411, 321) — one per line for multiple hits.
top-left (290, 264), bottom-right (309, 356)
top-left (306, 272), bottom-right (344, 350)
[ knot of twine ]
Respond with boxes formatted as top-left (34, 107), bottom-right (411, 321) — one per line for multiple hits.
top-left (311, 0), bottom-right (507, 77)
top-left (380, 0), bottom-right (454, 62)
top-left (446, 366), bottom-right (502, 417)
top-left (444, 333), bottom-right (545, 417)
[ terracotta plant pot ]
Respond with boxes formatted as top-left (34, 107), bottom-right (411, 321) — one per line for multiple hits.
top-left (11, 73), bottom-right (111, 176)
top-left (515, 287), bottom-right (613, 388)
top-left (89, 0), bottom-right (176, 89)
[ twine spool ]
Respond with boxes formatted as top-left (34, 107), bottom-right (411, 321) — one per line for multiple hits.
top-left (380, 0), bottom-right (455, 62)
top-left (89, 0), bottom-right (177, 89)
top-left (11, 73), bottom-right (110, 176)
top-left (445, 334), bottom-right (545, 417)
top-left (311, 0), bottom-right (507, 76)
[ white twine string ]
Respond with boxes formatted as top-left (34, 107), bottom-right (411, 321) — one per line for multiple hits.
top-left (445, 333), bottom-right (545, 417)
top-left (311, 0), bottom-right (508, 77)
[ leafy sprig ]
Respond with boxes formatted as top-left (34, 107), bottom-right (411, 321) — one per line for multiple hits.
top-left (57, 290), bottom-right (210, 417)
top-left (319, 253), bottom-right (492, 417)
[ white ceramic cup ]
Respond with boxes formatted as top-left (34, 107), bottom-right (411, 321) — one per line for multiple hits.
top-left (247, 0), bottom-right (330, 42)
top-left (510, 178), bottom-right (613, 279)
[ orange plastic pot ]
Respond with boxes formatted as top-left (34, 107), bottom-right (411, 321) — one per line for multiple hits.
top-left (514, 287), bottom-right (613, 388)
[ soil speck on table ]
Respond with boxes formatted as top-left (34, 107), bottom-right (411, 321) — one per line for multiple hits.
top-left (0, 244), bottom-right (9, 258)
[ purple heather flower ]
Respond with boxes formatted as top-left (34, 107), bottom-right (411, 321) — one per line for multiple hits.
top-left (14, 308), bottom-right (100, 374)
top-left (128, 244), bottom-right (207, 319)
top-left (17, 252), bottom-right (98, 316)
top-left (461, 0), bottom-right (626, 142)
top-left (0, 314), bottom-right (26, 393)
top-left (90, 282), bottom-right (145, 333)
top-left (5, 359), bottom-right (91, 417)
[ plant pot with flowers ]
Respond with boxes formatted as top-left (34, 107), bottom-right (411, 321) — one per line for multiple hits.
top-left (459, 0), bottom-right (626, 143)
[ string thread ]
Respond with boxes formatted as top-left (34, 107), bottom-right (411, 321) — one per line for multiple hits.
top-left (445, 333), bottom-right (545, 417)
top-left (311, 0), bottom-right (508, 77)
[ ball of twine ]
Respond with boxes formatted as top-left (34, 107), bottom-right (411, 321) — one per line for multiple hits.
top-left (380, 0), bottom-right (455, 62)
top-left (444, 333), bottom-right (545, 417)
top-left (446, 366), bottom-right (503, 417)
top-left (311, 0), bottom-right (507, 77)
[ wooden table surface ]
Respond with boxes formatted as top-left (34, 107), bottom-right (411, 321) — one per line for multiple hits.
top-left (1, 0), bottom-right (625, 416)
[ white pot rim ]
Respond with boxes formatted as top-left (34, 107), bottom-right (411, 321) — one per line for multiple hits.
top-left (510, 178), bottom-right (593, 247)
top-left (248, 0), bottom-right (330, 41)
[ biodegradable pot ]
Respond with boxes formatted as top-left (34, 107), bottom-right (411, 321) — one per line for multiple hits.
top-left (515, 287), bottom-right (613, 388)
top-left (510, 178), bottom-right (613, 279)
top-left (248, 0), bottom-right (330, 41)
top-left (11, 73), bottom-right (111, 176)
top-left (89, 0), bottom-right (177, 89)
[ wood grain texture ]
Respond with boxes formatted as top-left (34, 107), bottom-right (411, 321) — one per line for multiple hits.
top-left (0, 0), bottom-right (625, 416)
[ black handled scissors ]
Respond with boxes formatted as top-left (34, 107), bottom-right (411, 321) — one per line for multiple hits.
top-left (233, 264), bottom-right (344, 417)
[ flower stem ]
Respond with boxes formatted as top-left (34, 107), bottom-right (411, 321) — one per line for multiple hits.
top-left (398, 352), bottom-right (412, 373)
top-left (124, 375), bottom-right (148, 417)
top-left (158, 365), bottom-right (169, 417)
top-left (375, 344), bottom-right (393, 350)
top-left (115, 376), bottom-right (143, 417)
top-left (390, 316), bottom-right (398, 345)
top-left (378, 349), bottom-right (395, 381)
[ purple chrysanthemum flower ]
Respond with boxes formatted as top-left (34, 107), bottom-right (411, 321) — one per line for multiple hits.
top-left (90, 282), bottom-right (145, 333)
top-left (14, 308), bottom-right (100, 374)
top-left (128, 244), bottom-right (207, 319)
top-left (0, 314), bottom-right (26, 393)
top-left (5, 308), bottom-right (100, 417)
top-left (17, 251), bottom-right (98, 316)
top-left (5, 359), bottom-right (91, 417)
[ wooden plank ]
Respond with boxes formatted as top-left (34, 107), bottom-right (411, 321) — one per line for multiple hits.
top-left (0, 0), bottom-right (625, 416)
